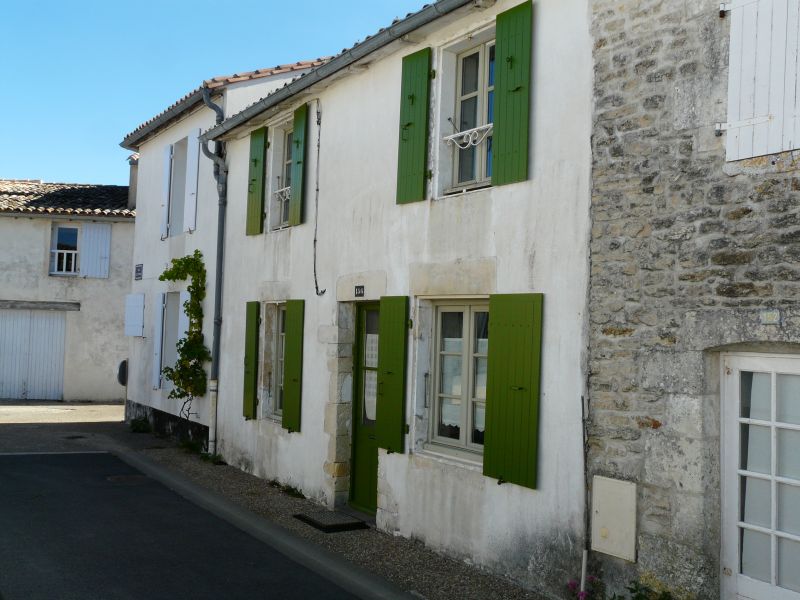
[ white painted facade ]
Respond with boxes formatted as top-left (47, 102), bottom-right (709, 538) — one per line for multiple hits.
top-left (126, 71), bottom-right (316, 425)
top-left (127, 0), bottom-right (592, 592)
top-left (212, 0), bottom-right (592, 590)
top-left (0, 214), bottom-right (133, 400)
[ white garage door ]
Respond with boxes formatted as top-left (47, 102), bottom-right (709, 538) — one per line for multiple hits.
top-left (0, 309), bottom-right (65, 400)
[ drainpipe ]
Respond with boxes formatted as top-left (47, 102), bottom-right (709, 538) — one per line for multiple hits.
top-left (201, 86), bottom-right (227, 455)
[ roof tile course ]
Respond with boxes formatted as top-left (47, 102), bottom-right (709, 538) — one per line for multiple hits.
top-left (121, 59), bottom-right (329, 149)
top-left (0, 179), bottom-right (133, 218)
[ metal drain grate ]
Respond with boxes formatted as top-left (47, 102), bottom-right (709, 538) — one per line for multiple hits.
top-left (294, 509), bottom-right (370, 533)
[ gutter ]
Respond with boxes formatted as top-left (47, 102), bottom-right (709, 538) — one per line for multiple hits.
top-left (200, 0), bottom-right (476, 142)
top-left (201, 86), bottom-right (228, 456)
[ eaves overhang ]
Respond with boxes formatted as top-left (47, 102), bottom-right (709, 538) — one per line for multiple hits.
top-left (200, 0), bottom-right (479, 143)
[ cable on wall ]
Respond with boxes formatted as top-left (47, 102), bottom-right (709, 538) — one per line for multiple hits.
top-left (312, 99), bottom-right (326, 297)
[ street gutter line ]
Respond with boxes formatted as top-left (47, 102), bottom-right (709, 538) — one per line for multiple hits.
top-left (112, 447), bottom-right (415, 600)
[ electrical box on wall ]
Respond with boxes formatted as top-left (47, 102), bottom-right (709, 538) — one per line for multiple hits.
top-left (591, 475), bottom-right (637, 561)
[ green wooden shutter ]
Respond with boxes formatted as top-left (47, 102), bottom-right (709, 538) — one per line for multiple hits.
top-left (243, 301), bottom-right (260, 419)
top-left (282, 299), bottom-right (304, 432)
top-left (492, 0), bottom-right (532, 186)
top-left (246, 127), bottom-right (267, 235)
top-left (483, 293), bottom-right (543, 489)
top-left (288, 105), bottom-right (308, 226)
top-left (376, 296), bottom-right (409, 453)
top-left (396, 48), bottom-right (431, 204)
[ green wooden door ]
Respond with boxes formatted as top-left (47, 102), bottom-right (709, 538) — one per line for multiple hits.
top-left (350, 303), bottom-right (380, 513)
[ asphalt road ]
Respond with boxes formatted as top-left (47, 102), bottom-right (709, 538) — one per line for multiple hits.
top-left (0, 451), bottom-right (357, 600)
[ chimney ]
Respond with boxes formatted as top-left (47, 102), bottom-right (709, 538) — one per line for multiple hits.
top-left (127, 153), bottom-right (139, 210)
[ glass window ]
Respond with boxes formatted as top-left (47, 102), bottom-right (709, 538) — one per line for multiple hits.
top-left (51, 225), bottom-right (79, 275)
top-left (274, 306), bottom-right (286, 415)
top-left (452, 41), bottom-right (495, 188)
top-left (433, 304), bottom-right (488, 452)
top-left (735, 367), bottom-right (800, 593)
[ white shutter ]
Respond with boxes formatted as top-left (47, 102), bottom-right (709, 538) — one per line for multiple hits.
top-left (161, 145), bottom-right (173, 239)
top-left (726, 0), bottom-right (800, 160)
top-left (178, 290), bottom-right (191, 340)
top-left (183, 128), bottom-right (200, 233)
top-left (124, 293), bottom-right (145, 337)
top-left (152, 293), bottom-right (165, 389)
top-left (80, 223), bottom-right (111, 278)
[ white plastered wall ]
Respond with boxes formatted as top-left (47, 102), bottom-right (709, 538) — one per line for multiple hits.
top-left (0, 216), bottom-right (133, 400)
top-left (215, 0), bottom-right (592, 585)
top-left (127, 72), bottom-right (315, 425)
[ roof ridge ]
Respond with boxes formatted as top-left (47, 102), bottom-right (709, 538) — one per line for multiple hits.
top-left (121, 57), bottom-right (331, 149)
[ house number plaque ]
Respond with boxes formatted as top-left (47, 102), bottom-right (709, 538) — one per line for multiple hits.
top-left (134, 264), bottom-right (143, 281)
top-left (354, 285), bottom-right (365, 298)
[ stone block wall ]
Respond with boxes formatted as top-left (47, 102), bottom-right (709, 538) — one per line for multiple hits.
top-left (589, 0), bottom-right (800, 597)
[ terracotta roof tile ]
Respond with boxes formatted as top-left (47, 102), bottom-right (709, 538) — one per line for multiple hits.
top-left (0, 180), bottom-right (133, 219)
top-left (121, 59), bottom-right (330, 149)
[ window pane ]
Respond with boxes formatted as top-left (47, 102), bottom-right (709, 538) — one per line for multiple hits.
top-left (486, 136), bottom-right (493, 178)
top-left (741, 371), bottom-right (771, 421)
top-left (777, 374), bottom-right (800, 425)
top-left (460, 51), bottom-right (479, 95)
top-left (474, 357), bottom-right (487, 399)
top-left (364, 309), bottom-right (379, 369)
top-left (363, 370), bottom-right (377, 424)
top-left (779, 538), bottom-right (800, 592)
top-left (741, 424), bottom-right (771, 474)
top-left (458, 147), bottom-right (476, 183)
top-left (438, 397), bottom-right (461, 440)
top-left (441, 312), bottom-right (463, 353)
top-left (284, 131), bottom-right (293, 185)
top-left (459, 96), bottom-right (478, 131)
top-left (740, 476), bottom-right (771, 528)
top-left (778, 483), bottom-right (800, 535)
top-left (740, 528), bottom-right (771, 583)
top-left (777, 429), bottom-right (800, 480)
top-left (282, 198), bottom-right (290, 224)
top-left (472, 402), bottom-right (485, 445)
top-left (57, 227), bottom-right (78, 251)
top-left (474, 312), bottom-right (488, 354)
top-left (487, 44), bottom-right (495, 86)
top-left (487, 90), bottom-right (494, 123)
top-left (440, 355), bottom-right (462, 396)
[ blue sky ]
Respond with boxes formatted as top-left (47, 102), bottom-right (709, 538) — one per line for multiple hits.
top-left (0, 0), bottom-right (426, 185)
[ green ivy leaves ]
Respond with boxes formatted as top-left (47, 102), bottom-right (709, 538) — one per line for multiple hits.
top-left (159, 250), bottom-right (212, 403)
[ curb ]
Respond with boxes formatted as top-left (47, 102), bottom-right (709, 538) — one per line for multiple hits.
top-left (113, 446), bottom-right (414, 600)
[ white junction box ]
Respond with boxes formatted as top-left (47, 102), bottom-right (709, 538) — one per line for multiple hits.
top-left (591, 475), bottom-right (637, 561)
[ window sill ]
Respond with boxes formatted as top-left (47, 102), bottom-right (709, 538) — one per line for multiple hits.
top-left (437, 182), bottom-right (492, 201)
top-left (49, 272), bottom-right (79, 277)
top-left (418, 442), bottom-right (483, 472)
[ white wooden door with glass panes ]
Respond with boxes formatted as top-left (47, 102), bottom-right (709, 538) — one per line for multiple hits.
top-left (722, 354), bottom-right (800, 600)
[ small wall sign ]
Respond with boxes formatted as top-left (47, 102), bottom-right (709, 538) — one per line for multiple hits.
top-left (134, 264), bottom-right (143, 281)
top-left (759, 308), bottom-right (781, 325)
top-left (354, 285), bottom-right (365, 298)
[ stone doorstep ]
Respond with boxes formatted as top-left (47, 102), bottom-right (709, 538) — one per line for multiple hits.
top-left (294, 507), bottom-right (372, 533)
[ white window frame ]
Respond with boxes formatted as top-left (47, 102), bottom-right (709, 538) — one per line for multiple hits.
top-left (434, 23), bottom-right (497, 198)
top-left (429, 301), bottom-right (489, 456)
top-left (449, 41), bottom-right (495, 190)
top-left (721, 353), bottom-right (800, 600)
top-left (50, 224), bottom-right (80, 276)
top-left (258, 302), bottom-right (287, 419)
top-left (273, 304), bottom-right (287, 416)
top-left (268, 122), bottom-right (294, 231)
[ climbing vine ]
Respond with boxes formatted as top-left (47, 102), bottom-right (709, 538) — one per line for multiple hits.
top-left (159, 250), bottom-right (212, 420)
